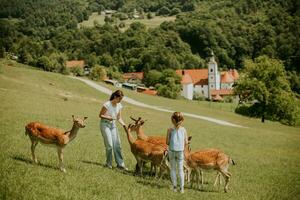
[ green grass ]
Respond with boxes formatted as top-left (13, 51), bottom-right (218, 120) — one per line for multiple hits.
top-left (78, 12), bottom-right (175, 30)
top-left (0, 59), bottom-right (299, 200)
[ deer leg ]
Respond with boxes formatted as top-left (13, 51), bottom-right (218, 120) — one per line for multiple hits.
top-left (214, 172), bottom-right (223, 192)
top-left (57, 147), bottom-right (66, 173)
top-left (220, 170), bottom-right (231, 193)
top-left (200, 170), bottom-right (204, 186)
top-left (191, 169), bottom-right (196, 188)
top-left (30, 139), bottom-right (38, 163)
top-left (213, 172), bottom-right (220, 187)
top-left (136, 158), bottom-right (143, 176)
top-left (197, 169), bottom-right (202, 190)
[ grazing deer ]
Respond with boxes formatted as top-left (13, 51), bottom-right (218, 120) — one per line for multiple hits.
top-left (185, 146), bottom-right (235, 192)
top-left (25, 115), bottom-right (88, 172)
top-left (123, 124), bottom-right (169, 177)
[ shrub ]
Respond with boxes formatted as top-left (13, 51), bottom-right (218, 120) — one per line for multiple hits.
top-left (193, 93), bottom-right (206, 101)
top-left (70, 66), bottom-right (84, 76)
top-left (89, 65), bottom-right (107, 81)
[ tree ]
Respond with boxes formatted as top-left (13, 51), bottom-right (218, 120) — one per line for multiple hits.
top-left (89, 65), bottom-right (107, 81)
top-left (156, 69), bottom-right (181, 99)
top-left (234, 56), bottom-right (299, 125)
top-left (157, 6), bottom-right (170, 16)
top-left (143, 70), bottom-right (162, 87)
top-left (70, 66), bottom-right (84, 76)
top-left (37, 56), bottom-right (53, 71)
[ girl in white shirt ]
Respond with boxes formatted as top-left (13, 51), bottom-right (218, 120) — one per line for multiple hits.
top-left (166, 112), bottom-right (188, 193)
top-left (99, 90), bottom-right (127, 171)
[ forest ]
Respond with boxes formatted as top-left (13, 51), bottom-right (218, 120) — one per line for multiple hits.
top-left (0, 0), bottom-right (299, 96)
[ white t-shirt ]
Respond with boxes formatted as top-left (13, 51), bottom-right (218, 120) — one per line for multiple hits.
top-left (103, 101), bottom-right (123, 120)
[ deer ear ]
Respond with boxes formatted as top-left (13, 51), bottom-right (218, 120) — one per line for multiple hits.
top-left (84, 117), bottom-right (88, 120)
top-left (72, 115), bottom-right (75, 121)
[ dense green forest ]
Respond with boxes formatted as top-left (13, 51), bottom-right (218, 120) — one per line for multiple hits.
top-left (0, 0), bottom-right (299, 94)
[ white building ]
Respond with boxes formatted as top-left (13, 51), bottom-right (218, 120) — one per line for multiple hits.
top-left (176, 54), bottom-right (239, 101)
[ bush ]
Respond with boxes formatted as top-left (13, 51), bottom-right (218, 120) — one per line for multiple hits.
top-left (223, 96), bottom-right (234, 103)
top-left (89, 65), bottom-right (107, 81)
top-left (147, 12), bottom-right (153, 19)
top-left (193, 93), bottom-right (206, 101)
top-left (170, 8), bottom-right (181, 16)
top-left (157, 6), bottom-right (170, 16)
top-left (119, 22), bottom-right (126, 28)
top-left (106, 66), bottom-right (123, 82)
top-left (70, 66), bottom-right (84, 76)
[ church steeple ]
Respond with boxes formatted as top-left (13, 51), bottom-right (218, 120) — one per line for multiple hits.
top-left (208, 50), bottom-right (220, 97)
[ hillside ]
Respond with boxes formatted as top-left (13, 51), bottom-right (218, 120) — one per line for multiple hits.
top-left (0, 59), bottom-right (299, 199)
top-left (1, 0), bottom-right (299, 73)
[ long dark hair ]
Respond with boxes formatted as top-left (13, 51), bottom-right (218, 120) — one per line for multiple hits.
top-left (109, 90), bottom-right (124, 101)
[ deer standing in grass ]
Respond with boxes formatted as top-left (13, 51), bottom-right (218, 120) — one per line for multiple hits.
top-left (129, 116), bottom-right (169, 175)
top-left (123, 124), bottom-right (169, 178)
top-left (185, 146), bottom-right (235, 192)
top-left (25, 115), bottom-right (88, 172)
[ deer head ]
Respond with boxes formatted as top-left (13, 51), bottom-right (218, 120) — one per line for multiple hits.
top-left (72, 115), bottom-right (88, 128)
top-left (130, 116), bottom-right (146, 127)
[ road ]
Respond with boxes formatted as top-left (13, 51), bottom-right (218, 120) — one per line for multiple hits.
top-left (71, 77), bottom-right (245, 128)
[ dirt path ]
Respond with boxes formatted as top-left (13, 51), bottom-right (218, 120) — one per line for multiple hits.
top-left (72, 77), bottom-right (245, 128)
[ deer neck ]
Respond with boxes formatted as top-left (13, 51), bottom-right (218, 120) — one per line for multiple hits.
top-left (136, 127), bottom-right (148, 140)
top-left (125, 128), bottom-right (135, 146)
top-left (184, 145), bottom-right (191, 160)
top-left (68, 124), bottom-right (80, 141)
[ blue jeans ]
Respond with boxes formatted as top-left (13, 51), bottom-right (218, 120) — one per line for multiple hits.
top-left (100, 119), bottom-right (125, 167)
top-left (169, 150), bottom-right (184, 190)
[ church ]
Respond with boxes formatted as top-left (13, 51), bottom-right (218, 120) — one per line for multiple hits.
top-left (176, 54), bottom-right (239, 101)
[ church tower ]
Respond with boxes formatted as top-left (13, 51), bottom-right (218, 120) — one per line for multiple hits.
top-left (208, 51), bottom-right (220, 97)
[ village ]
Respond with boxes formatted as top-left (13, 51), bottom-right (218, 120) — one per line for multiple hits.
top-left (66, 53), bottom-right (239, 102)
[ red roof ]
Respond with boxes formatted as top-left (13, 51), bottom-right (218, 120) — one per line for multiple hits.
top-left (122, 72), bottom-right (144, 81)
top-left (66, 60), bottom-right (85, 68)
top-left (181, 73), bottom-right (193, 84)
top-left (176, 69), bottom-right (208, 85)
top-left (221, 71), bottom-right (234, 83)
top-left (230, 69), bottom-right (239, 80)
top-left (141, 89), bottom-right (157, 96)
top-left (210, 89), bottom-right (233, 96)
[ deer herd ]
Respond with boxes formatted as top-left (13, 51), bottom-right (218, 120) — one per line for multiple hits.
top-left (24, 115), bottom-right (235, 192)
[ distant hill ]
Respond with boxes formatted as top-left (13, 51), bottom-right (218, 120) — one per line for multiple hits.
top-left (0, 0), bottom-right (299, 95)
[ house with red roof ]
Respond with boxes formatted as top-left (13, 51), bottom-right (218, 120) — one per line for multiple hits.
top-left (122, 72), bottom-right (144, 83)
top-left (66, 60), bottom-right (85, 68)
top-left (66, 60), bottom-right (90, 75)
top-left (176, 54), bottom-right (239, 101)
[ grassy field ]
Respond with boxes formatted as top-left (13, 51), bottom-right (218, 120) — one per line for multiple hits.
top-left (0, 59), bottom-right (299, 200)
top-left (78, 12), bottom-right (175, 30)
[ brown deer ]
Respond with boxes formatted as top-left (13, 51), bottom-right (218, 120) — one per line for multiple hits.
top-left (130, 116), bottom-right (167, 148)
top-left (25, 115), bottom-right (88, 172)
top-left (184, 145), bottom-right (235, 192)
top-left (123, 124), bottom-right (169, 178)
top-left (129, 117), bottom-right (169, 175)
